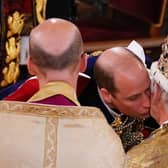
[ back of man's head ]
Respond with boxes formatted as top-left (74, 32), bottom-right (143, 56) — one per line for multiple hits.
top-left (94, 47), bottom-right (146, 95)
top-left (29, 18), bottom-right (84, 72)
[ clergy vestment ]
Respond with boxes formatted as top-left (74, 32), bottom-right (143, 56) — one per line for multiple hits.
top-left (127, 123), bottom-right (168, 167)
top-left (28, 81), bottom-right (80, 106)
top-left (0, 100), bottom-right (126, 168)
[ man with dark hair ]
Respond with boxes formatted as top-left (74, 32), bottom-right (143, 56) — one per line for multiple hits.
top-left (94, 47), bottom-right (150, 118)
top-left (79, 47), bottom-right (158, 151)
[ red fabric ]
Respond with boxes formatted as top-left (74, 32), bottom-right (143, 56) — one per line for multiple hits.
top-left (5, 74), bottom-right (90, 102)
top-left (4, 77), bottom-right (39, 101)
top-left (141, 128), bottom-right (152, 139)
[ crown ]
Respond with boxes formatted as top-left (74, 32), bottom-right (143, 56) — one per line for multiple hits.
top-left (158, 36), bottom-right (168, 78)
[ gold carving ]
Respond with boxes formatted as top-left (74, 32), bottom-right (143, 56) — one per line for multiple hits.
top-left (36, 0), bottom-right (47, 23)
top-left (1, 62), bottom-right (20, 87)
top-left (1, 11), bottom-right (24, 87)
top-left (5, 37), bottom-right (20, 63)
top-left (7, 11), bottom-right (24, 37)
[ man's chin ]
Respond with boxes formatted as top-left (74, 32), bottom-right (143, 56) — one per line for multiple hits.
top-left (131, 111), bottom-right (150, 119)
top-left (139, 113), bottom-right (150, 119)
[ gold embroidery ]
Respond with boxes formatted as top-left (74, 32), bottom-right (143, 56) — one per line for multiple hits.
top-left (127, 125), bottom-right (168, 167)
top-left (43, 117), bottom-right (58, 168)
top-left (111, 116), bottom-right (123, 135)
top-left (0, 101), bottom-right (104, 119)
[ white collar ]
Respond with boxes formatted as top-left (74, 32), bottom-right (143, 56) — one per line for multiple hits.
top-left (160, 120), bottom-right (168, 128)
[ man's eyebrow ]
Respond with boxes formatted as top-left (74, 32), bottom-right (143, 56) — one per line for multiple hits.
top-left (126, 93), bottom-right (141, 100)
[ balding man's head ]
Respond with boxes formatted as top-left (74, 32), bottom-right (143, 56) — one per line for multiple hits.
top-left (94, 47), bottom-right (151, 118)
top-left (29, 18), bottom-right (83, 70)
top-left (94, 47), bottom-right (146, 94)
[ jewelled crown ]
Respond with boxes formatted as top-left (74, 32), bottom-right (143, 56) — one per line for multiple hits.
top-left (158, 37), bottom-right (168, 78)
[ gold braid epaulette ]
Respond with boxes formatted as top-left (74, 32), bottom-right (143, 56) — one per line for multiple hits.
top-left (111, 116), bottom-right (123, 135)
top-left (90, 50), bottom-right (103, 57)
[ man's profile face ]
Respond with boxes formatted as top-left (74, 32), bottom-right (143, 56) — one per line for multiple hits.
top-left (109, 68), bottom-right (151, 119)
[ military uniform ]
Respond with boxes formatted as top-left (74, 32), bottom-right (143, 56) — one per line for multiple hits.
top-left (78, 77), bottom-right (159, 151)
top-left (79, 53), bottom-right (158, 151)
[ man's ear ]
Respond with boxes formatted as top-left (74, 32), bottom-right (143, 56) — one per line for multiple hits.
top-left (100, 88), bottom-right (115, 107)
top-left (79, 53), bottom-right (88, 72)
top-left (27, 56), bottom-right (36, 75)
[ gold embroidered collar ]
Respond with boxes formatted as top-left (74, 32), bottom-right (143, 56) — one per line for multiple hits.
top-left (28, 81), bottom-right (80, 106)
